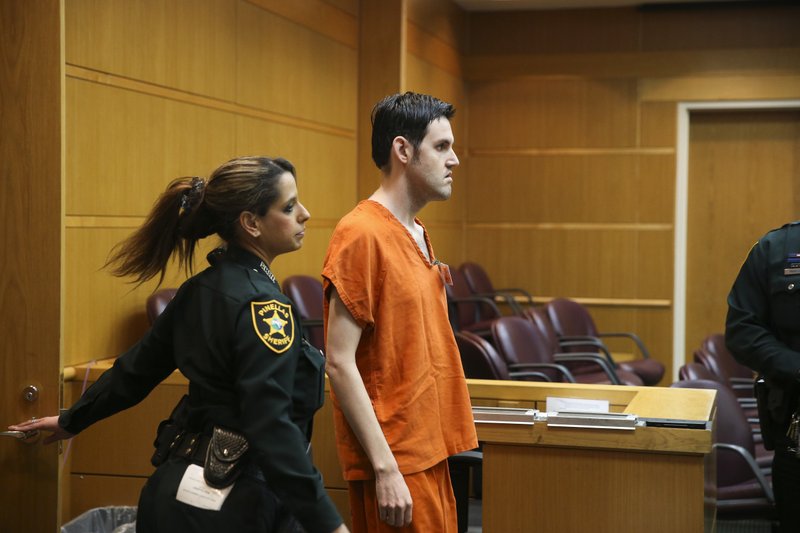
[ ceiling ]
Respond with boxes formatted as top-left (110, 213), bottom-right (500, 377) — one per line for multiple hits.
top-left (452, 0), bottom-right (746, 10)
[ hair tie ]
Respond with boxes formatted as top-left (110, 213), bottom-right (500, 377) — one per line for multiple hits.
top-left (180, 177), bottom-right (206, 216)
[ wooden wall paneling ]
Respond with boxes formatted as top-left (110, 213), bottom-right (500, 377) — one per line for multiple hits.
top-left (464, 227), bottom-right (658, 300)
top-left (0, 1), bottom-right (63, 531)
top-left (357, 0), bottom-right (405, 200)
top-left (467, 8), bottom-right (640, 56)
top-left (468, 78), bottom-right (639, 149)
top-left (243, 0), bottom-right (358, 49)
top-left (65, 0), bottom-right (237, 101)
top-left (407, 0), bottom-right (467, 53)
top-left (237, 1), bottom-right (357, 130)
top-left (234, 117), bottom-right (357, 221)
top-left (66, 78), bottom-right (238, 216)
top-left (685, 110), bottom-right (800, 359)
top-left (639, 101), bottom-right (677, 148)
top-left (466, 154), bottom-right (673, 224)
top-left (640, 3), bottom-right (800, 52)
top-left (639, 73), bottom-right (800, 103)
top-left (64, 227), bottom-right (220, 366)
top-left (67, 381), bottom-right (188, 477)
top-left (68, 475), bottom-right (147, 523)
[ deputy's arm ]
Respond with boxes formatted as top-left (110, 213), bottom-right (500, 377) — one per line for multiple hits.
top-left (325, 288), bottom-right (412, 528)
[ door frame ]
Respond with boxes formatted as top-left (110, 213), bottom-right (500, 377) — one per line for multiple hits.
top-left (672, 99), bottom-right (800, 380)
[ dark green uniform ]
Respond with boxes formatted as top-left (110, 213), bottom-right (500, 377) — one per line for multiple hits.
top-left (59, 245), bottom-right (342, 533)
top-left (726, 222), bottom-right (800, 532)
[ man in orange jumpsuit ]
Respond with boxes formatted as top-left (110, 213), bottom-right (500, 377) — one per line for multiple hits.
top-left (322, 92), bottom-right (478, 532)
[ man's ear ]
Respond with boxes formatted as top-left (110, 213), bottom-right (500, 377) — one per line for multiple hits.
top-left (391, 135), bottom-right (412, 165)
top-left (239, 211), bottom-right (260, 238)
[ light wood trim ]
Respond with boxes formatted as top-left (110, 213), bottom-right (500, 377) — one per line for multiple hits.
top-left (407, 21), bottom-right (462, 78)
top-left (529, 296), bottom-right (671, 308)
top-left (66, 64), bottom-right (356, 139)
top-left (65, 215), bottom-right (342, 229)
top-left (465, 47), bottom-right (800, 80)
top-left (244, 0), bottom-right (358, 49)
top-left (469, 147), bottom-right (674, 156)
top-left (467, 222), bottom-right (672, 231)
top-left (640, 73), bottom-right (800, 102)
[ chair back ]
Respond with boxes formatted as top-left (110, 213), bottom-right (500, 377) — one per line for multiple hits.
top-left (146, 288), bottom-right (178, 325)
top-left (678, 362), bottom-right (717, 382)
top-left (281, 275), bottom-right (325, 351)
top-left (700, 333), bottom-right (754, 381)
top-left (491, 316), bottom-right (562, 383)
top-left (459, 262), bottom-right (495, 295)
top-left (671, 379), bottom-right (756, 487)
top-left (455, 331), bottom-right (509, 380)
top-left (524, 307), bottom-right (561, 352)
top-left (446, 268), bottom-right (482, 331)
top-left (544, 297), bottom-right (599, 338)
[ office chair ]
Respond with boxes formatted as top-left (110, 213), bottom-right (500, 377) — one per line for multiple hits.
top-left (693, 333), bottom-right (755, 397)
top-left (455, 330), bottom-right (554, 382)
top-left (544, 297), bottom-right (665, 385)
top-left (281, 275), bottom-right (325, 352)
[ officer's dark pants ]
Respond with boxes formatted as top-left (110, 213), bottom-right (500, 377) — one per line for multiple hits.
top-left (773, 440), bottom-right (800, 533)
top-left (136, 457), bottom-right (284, 532)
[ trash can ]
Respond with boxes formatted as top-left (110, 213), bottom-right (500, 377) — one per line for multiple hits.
top-left (60, 506), bottom-right (137, 533)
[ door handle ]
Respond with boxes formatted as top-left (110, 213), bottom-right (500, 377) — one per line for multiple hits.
top-left (0, 430), bottom-right (39, 441)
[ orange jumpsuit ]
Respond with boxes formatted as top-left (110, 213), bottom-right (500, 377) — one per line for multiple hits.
top-left (322, 200), bottom-right (478, 532)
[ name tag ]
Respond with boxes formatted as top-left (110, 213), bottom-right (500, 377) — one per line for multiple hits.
top-left (175, 464), bottom-right (234, 511)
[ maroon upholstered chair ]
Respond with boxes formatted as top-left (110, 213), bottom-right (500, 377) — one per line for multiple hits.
top-left (694, 333), bottom-right (755, 398)
top-left (459, 262), bottom-right (533, 316)
top-left (671, 379), bottom-right (776, 523)
top-left (455, 330), bottom-right (552, 382)
top-left (281, 275), bottom-right (325, 352)
top-left (544, 298), bottom-right (665, 386)
top-left (146, 288), bottom-right (178, 325)
top-left (446, 268), bottom-right (503, 338)
top-left (491, 316), bottom-right (634, 385)
top-left (524, 307), bottom-right (643, 386)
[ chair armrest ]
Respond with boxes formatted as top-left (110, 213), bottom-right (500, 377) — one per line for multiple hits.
top-left (508, 370), bottom-right (553, 382)
top-left (508, 362), bottom-right (576, 383)
top-left (558, 338), bottom-right (617, 367)
top-left (713, 442), bottom-right (774, 502)
top-left (553, 353), bottom-right (622, 385)
top-left (495, 287), bottom-right (534, 305)
top-left (474, 291), bottom-right (525, 315)
top-left (596, 331), bottom-right (651, 359)
top-left (449, 295), bottom-right (503, 318)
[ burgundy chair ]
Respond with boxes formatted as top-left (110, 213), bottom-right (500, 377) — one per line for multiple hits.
top-left (671, 379), bottom-right (776, 524)
top-left (524, 307), bottom-right (644, 386)
top-left (455, 330), bottom-right (552, 382)
top-left (544, 298), bottom-right (665, 386)
top-left (446, 268), bottom-right (503, 338)
top-left (459, 262), bottom-right (533, 316)
top-left (145, 288), bottom-right (178, 325)
top-left (281, 275), bottom-right (324, 352)
top-left (491, 316), bottom-right (633, 385)
top-left (694, 333), bottom-right (755, 397)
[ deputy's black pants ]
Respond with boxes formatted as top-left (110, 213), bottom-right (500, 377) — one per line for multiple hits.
top-left (772, 438), bottom-right (800, 533)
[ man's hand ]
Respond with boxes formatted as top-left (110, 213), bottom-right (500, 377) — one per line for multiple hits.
top-left (376, 468), bottom-right (413, 528)
top-left (8, 415), bottom-right (74, 444)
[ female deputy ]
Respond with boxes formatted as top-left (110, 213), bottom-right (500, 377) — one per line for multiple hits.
top-left (9, 156), bottom-right (348, 533)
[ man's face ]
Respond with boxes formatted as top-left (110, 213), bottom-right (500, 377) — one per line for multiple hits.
top-left (407, 117), bottom-right (460, 202)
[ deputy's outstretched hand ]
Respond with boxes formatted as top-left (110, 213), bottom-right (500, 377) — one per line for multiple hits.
top-left (8, 415), bottom-right (73, 444)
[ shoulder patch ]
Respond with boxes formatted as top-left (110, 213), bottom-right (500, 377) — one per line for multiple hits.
top-left (251, 300), bottom-right (294, 354)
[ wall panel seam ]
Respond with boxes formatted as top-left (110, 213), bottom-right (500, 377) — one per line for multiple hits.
top-left (66, 215), bottom-right (343, 228)
top-left (467, 222), bottom-right (672, 231)
top-left (66, 64), bottom-right (356, 139)
top-left (468, 147), bottom-right (674, 156)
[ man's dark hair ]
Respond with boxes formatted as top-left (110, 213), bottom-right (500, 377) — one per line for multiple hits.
top-left (370, 92), bottom-right (455, 171)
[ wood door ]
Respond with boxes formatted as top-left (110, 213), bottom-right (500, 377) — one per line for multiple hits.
top-left (685, 109), bottom-right (800, 361)
top-left (0, 1), bottom-right (63, 531)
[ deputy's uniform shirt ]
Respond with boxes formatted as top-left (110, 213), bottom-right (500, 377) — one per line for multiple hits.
top-left (59, 245), bottom-right (341, 533)
top-left (726, 222), bottom-right (800, 430)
